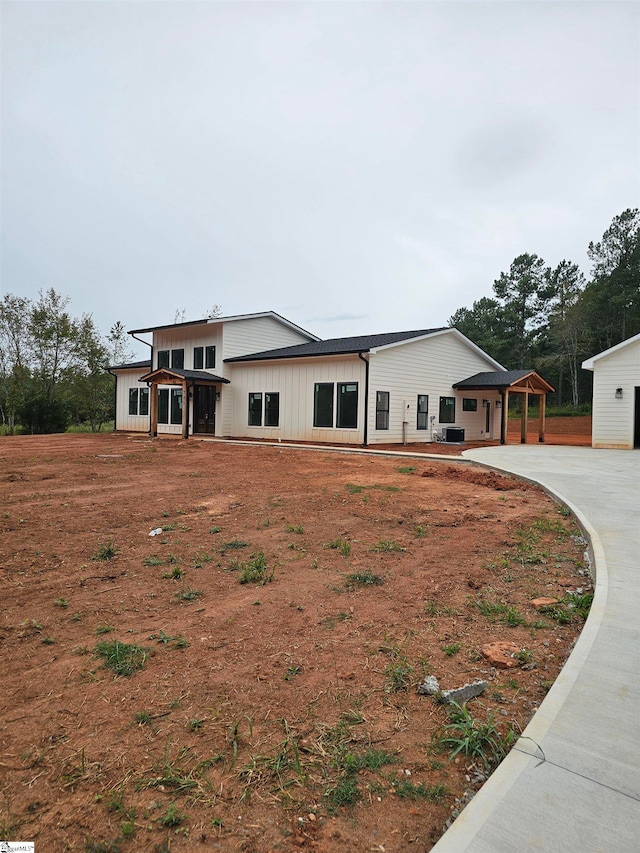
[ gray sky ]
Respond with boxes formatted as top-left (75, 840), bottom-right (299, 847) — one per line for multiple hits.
top-left (2, 0), bottom-right (638, 358)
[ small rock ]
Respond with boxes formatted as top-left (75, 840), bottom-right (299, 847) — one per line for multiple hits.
top-left (531, 597), bottom-right (558, 609)
top-left (441, 680), bottom-right (489, 704)
top-left (481, 642), bottom-right (520, 669)
top-left (417, 675), bottom-right (440, 696)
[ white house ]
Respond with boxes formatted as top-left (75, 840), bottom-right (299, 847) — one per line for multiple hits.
top-left (582, 332), bottom-right (640, 449)
top-left (109, 311), bottom-right (553, 446)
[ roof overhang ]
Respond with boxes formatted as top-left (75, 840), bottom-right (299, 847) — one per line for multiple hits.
top-left (139, 368), bottom-right (230, 385)
top-left (453, 370), bottom-right (554, 394)
top-left (582, 331), bottom-right (640, 371)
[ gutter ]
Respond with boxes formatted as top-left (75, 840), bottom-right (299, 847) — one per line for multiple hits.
top-left (358, 352), bottom-right (369, 447)
top-left (129, 332), bottom-right (153, 435)
top-left (106, 369), bottom-right (117, 431)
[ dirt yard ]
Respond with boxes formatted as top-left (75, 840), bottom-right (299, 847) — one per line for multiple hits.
top-left (1, 433), bottom-right (593, 852)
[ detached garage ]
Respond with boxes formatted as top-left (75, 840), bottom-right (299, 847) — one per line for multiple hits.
top-left (582, 332), bottom-right (640, 449)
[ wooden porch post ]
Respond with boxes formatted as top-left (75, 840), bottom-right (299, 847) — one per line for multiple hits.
top-left (539, 393), bottom-right (546, 443)
top-left (501, 389), bottom-right (509, 444)
top-left (181, 379), bottom-right (188, 439)
top-left (150, 382), bottom-right (158, 437)
top-left (521, 391), bottom-right (529, 444)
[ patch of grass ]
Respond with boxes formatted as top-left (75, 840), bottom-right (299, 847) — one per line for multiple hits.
top-left (187, 718), bottom-right (204, 732)
top-left (442, 643), bottom-right (461, 657)
top-left (568, 591), bottom-right (594, 620)
top-left (232, 551), bottom-right (274, 585)
top-left (284, 665), bottom-right (301, 681)
top-left (397, 466), bottom-right (416, 474)
top-left (209, 526), bottom-right (221, 534)
top-left (221, 540), bottom-right (248, 551)
top-left (192, 553), bottom-right (213, 568)
top-left (158, 804), bottom-right (186, 827)
top-left (390, 779), bottom-right (447, 801)
top-left (148, 630), bottom-right (189, 649)
top-left (326, 775), bottom-right (360, 807)
top-left (143, 555), bottom-right (163, 566)
top-left (432, 702), bottom-right (516, 769)
top-left (95, 640), bottom-right (149, 677)
top-left (414, 524), bottom-right (430, 538)
top-left (424, 601), bottom-right (459, 617)
top-left (162, 566), bottom-right (184, 580)
top-left (134, 711), bottom-right (152, 726)
top-left (324, 537), bottom-right (351, 556)
top-left (474, 599), bottom-right (526, 626)
top-left (286, 524), bottom-right (304, 534)
top-left (92, 541), bottom-right (117, 561)
top-left (41, 636), bottom-right (55, 645)
top-left (54, 598), bottom-right (69, 608)
top-left (344, 749), bottom-right (395, 773)
top-left (345, 569), bottom-right (383, 588)
top-left (96, 624), bottom-right (115, 635)
top-left (345, 483), bottom-right (364, 494)
top-left (175, 588), bottom-right (203, 602)
top-left (371, 539), bottom-right (405, 553)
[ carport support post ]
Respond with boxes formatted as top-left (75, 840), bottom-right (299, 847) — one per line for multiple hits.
top-left (500, 389), bottom-right (509, 444)
top-left (521, 391), bottom-right (529, 444)
top-left (181, 379), bottom-right (188, 439)
top-left (539, 393), bottom-right (546, 443)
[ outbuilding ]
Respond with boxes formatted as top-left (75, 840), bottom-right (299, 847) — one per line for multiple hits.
top-left (582, 332), bottom-right (640, 449)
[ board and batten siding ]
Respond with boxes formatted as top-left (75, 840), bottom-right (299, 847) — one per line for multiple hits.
top-left (367, 331), bottom-right (501, 444)
top-left (221, 316), bottom-right (314, 362)
top-left (114, 369), bottom-right (150, 432)
top-left (590, 337), bottom-right (640, 449)
top-left (224, 355), bottom-right (366, 442)
top-left (153, 325), bottom-right (224, 373)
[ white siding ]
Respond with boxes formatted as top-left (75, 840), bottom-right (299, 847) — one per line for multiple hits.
top-left (224, 356), bottom-right (366, 443)
top-left (590, 338), bottom-right (640, 449)
top-left (222, 316), bottom-right (313, 361)
top-left (153, 326), bottom-right (224, 374)
top-left (114, 369), bottom-right (150, 432)
top-left (367, 331), bottom-right (502, 444)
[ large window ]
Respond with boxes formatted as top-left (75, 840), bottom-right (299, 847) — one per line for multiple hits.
top-left (248, 393), bottom-right (263, 426)
top-left (170, 389), bottom-right (183, 424)
top-left (417, 395), bottom-right (429, 430)
top-left (376, 391), bottom-right (390, 430)
top-left (265, 393), bottom-right (280, 427)
top-left (193, 347), bottom-right (204, 369)
top-left (158, 389), bottom-right (169, 424)
top-left (205, 346), bottom-right (216, 369)
top-left (130, 387), bottom-right (150, 416)
top-left (439, 396), bottom-right (455, 423)
top-left (314, 383), bottom-right (334, 427)
top-left (129, 388), bottom-right (139, 416)
top-left (139, 387), bottom-right (149, 416)
top-left (337, 383), bottom-right (358, 428)
top-left (157, 350), bottom-right (169, 369)
top-left (171, 349), bottom-right (184, 369)
top-left (462, 398), bottom-right (478, 412)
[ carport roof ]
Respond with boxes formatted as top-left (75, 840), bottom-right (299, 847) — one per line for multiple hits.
top-left (453, 369), bottom-right (554, 392)
top-left (139, 367), bottom-right (230, 384)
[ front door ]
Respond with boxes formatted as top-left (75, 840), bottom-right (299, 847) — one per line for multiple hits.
top-left (485, 402), bottom-right (491, 439)
top-left (634, 387), bottom-right (640, 449)
top-left (194, 386), bottom-right (216, 435)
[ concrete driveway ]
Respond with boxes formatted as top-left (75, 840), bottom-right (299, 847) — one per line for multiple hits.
top-left (431, 445), bottom-right (640, 852)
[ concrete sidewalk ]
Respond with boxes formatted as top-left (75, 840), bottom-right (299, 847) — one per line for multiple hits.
top-left (431, 446), bottom-right (640, 853)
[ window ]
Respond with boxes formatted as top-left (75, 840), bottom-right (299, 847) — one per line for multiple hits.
top-left (139, 387), bottom-right (149, 416)
top-left (463, 398), bottom-right (478, 412)
top-left (170, 389), bottom-right (183, 424)
top-left (157, 350), bottom-right (169, 369)
top-left (265, 392), bottom-right (280, 427)
top-left (439, 396), bottom-right (455, 423)
top-left (205, 346), bottom-right (216, 369)
top-left (171, 349), bottom-right (184, 369)
top-left (337, 383), bottom-right (358, 429)
top-left (314, 383), bottom-right (334, 427)
top-left (158, 389), bottom-right (169, 424)
top-left (376, 391), bottom-right (390, 430)
top-left (248, 393), bottom-right (263, 426)
top-left (417, 395), bottom-right (429, 430)
top-left (193, 347), bottom-right (204, 369)
top-left (129, 388), bottom-right (139, 416)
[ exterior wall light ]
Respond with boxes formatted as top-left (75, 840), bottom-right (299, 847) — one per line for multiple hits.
top-left (482, 399), bottom-right (489, 407)
top-left (495, 400), bottom-right (502, 409)
top-left (615, 388), bottom-right (623, 399)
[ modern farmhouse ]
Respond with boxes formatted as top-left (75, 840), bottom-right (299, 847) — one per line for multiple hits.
top-left (109, 311), bottom-right (552, 446)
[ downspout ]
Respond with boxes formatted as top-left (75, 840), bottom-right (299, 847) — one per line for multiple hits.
top-left (358, 352), bottom-right (369, 447)
top-left (107, 370), bottom-right (117, 432)
top-left (129, 332), bottom-right (153, 434)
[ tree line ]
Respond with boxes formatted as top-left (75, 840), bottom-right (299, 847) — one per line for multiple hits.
top-left (449, 208), bottom-right (640, 408)
top-left (0, 290), bottom-right (132, 434)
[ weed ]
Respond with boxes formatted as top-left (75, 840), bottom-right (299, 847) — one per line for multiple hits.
top-left (539, 601), bottom-right (572, 625)
top-left (240, 719), bottom-right (304, 796)
top-left (506, 678), bottom-right (519, 690)
top-left (345, 569), bottom-right (383, 588)
top-left (143, 556), bottom-right (163, 566)
top-left (442, 643), bottom-right (461, 657)
top-left (391, 779), bottom-right (447, 801)
top-left (286, 524), bottom-right (304, 534)
top-left (149, 630), bottom-right (189, 648)
top-left (135, 711), bottom-right (152, 726)
top-left (474, 599), bottom-right (525, 626)
top-left (41, 636), bottom-right (55, 645)
top-left (371, 539), bottom-right (405, 553)
top-left (513, 648), bottom-right (533, 666)
top-left (162, 566), bottom-right (184, 580)
top-left (94, 640), bottom-right (149, 676)
top-left (96, 624), bottom-right (115, 635)
top-left (143, 739), bottom-right (220, 795)
top-left (187, 718), bottom-right (204, 732)
top-left (345, 483), bottom-right (364, 494)
top-left (192, 553), bottom-right (213, 568)
top-left (54, 598), bottom-right (69, 608)
top-left (326, 775), bottom-right (360, 807)
top-left (233, 552), bottom-right (274, 585)
top-left (211, 817), bottom-right (223, 828)
top-left (92, 541), bottom-right (117, 561)
top-left (324, 537), bottom-right (351, 556)
top-left (121, 817), bottom-right (136, 839)
top-left (424, 601), bottom-right (458, 617)
top-left (227, 716), bottom-right (253, 765)
top-left (221, 540), bottom-right (248, 551)
top-left (568, 591), bottom-right (594, 620)
top-left (432, 702), bottom-right (516, 769)
top-left (343, 749), bottom-right (395, 773)
top-left (71, 612), bottom-right (83, 621)
top-left (415, 524), bottom-right (429, 538)
top-left (284, 665), bottom-right (301, 681)
top-left (210, 526), bottom-right (221, 534)
top-left (158, 804), bottom-right (186, 827)
top-left (175, 588), bottom-right (203, 602)
top-left (397, 466), bottom-right (416, 474)
top-left (162, 523), bottom-right (178, 532)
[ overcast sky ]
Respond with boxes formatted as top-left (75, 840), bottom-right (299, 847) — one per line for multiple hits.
top-left (2, 0), bottom-right (638, 357)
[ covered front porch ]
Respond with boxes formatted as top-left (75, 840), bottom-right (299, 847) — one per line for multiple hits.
top-left (453, 370), bottom-right (555, 445)
top-left (139, 367), bottom-right (230, 439)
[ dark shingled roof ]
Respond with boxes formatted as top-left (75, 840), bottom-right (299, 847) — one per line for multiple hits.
top-left (139, 367), bottom-right (230, 384)
top-left (224, 328), bottom-right (448, 363)
top-left (453, 370), bottom-right (535, 389)
top-left (108, 360), bottom-right (151, 371)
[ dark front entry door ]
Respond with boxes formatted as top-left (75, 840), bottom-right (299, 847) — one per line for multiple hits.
top-left (634, 387), bottom-right (640, 449)
top-left (485, 402), bottom-right (491, 438)
top-left (194, 386), bottom-right (216, 435)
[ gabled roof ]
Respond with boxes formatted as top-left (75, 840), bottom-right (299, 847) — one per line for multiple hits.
top-left (582, 332), bottom-right (640, 370)
top-left (453, 369), bottom-right (554, 392)
top-left (129, 310), bottom-right (319, 341)
top-left (139, 367), bottom-right (230, 384)
top-left (224, 328), bottom-right (448, 363)
top-left (108, 360), bottom-right (151, 371)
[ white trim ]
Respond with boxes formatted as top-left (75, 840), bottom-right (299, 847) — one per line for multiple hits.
top-left (582, 332), bottom-right (640, 371)
top-left (130, 311), bottom-right (319, 341)
top-left (370, 327), bottom-right (506, 371)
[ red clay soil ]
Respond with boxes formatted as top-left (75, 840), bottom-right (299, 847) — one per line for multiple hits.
top-left (0, 433), bottom-right (593, 852)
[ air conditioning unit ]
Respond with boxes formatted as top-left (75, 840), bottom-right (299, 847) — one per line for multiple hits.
top-left (444, 427), bottom-right (465, 442)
